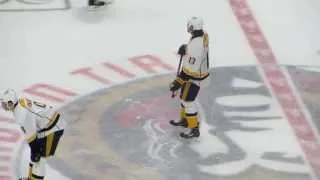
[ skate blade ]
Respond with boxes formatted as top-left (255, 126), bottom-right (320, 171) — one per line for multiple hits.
top-left (87, 3), bottom-right (109, 11)
top-left (87, 6), bottom-right (100, 11)
top-left (179, 133), bottom-right (200, 143)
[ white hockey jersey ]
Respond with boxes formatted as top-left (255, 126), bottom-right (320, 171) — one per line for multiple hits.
top-left (181, 31), bottom-right (210, 81)
top-left (13, 98), bottom-right (65, 143)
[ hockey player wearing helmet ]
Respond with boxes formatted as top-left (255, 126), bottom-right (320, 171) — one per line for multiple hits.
top-left (0, 89), bottom-right (65, 180)
top-left (0, 89), bottom-right (18, 111)
top-left (169, 17), bottom-right (210, 139)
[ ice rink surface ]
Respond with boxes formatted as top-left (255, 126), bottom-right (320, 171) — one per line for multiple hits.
top-left (0, 0), bottom-right (320, 179)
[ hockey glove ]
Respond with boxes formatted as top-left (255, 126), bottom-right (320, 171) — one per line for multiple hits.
top-left (178, 44), bottom-right (187, 56)
top-left (169, 77), bottom-right (184, 92)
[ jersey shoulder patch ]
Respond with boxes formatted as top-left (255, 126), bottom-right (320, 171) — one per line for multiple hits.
top-left (19, 98), bottom-right (32, 108)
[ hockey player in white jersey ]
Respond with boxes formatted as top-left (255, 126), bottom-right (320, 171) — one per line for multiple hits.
top-left (169, 16), bottom-right (210, 139)
top-left (0, 89), bottom-right (65, 180)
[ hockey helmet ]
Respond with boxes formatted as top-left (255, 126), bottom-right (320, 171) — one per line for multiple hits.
top-left (0, 89), bottom-right (18, 111)
top-left (187, 16), bottom-right (204, 33)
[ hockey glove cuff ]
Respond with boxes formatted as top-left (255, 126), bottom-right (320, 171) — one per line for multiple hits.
top-left (169, 77), bottom-right (185, 91)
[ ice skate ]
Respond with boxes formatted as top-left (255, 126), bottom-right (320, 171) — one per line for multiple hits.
top-left (180, 127), bottom-right (200, 139)
top-left (88, 0), bottom-right (106, 10)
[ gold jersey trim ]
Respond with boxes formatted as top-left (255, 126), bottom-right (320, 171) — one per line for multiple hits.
top-left (182, 67), bottom-right (209, 80)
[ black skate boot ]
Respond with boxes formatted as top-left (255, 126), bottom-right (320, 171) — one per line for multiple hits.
top-left (88, 0), bottom-right (105, 9)
top-left (180, 127), bottom-right (200, 139)
top-left (169, 119), bottom-right (187, 127)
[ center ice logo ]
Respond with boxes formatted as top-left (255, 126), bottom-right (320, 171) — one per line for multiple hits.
top-left (53, 66), bottom-right (312, 179)
top-left (142, 93), bottom-right (308, 176)
top-left (195, 80), bottom-right (308, 176)
top-left (115, 67), bottom-right (309, 179)
top-left (0, 0), bottom-right (69, 11)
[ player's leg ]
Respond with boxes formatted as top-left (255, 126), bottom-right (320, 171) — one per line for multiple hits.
top-left (42, 130), bottom-right (64, 158)
top-left (27, 130), bottom-right (64, 179)
top-left (170, 103), bottom-right (188, 127)
top-left (180, 103), bottom-right (186, 122)
top-left (180, 82), bottom-right (200, 138)
top-left (170, 85), bottom-right (188, 127)
top-left (28, 138), bottom-right (45, 180)
top-left (28, 158), bottom-right (45, 180)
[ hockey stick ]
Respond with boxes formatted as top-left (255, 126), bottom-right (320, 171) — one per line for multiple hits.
top-left (171, 54), bottom-right (183, 98)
